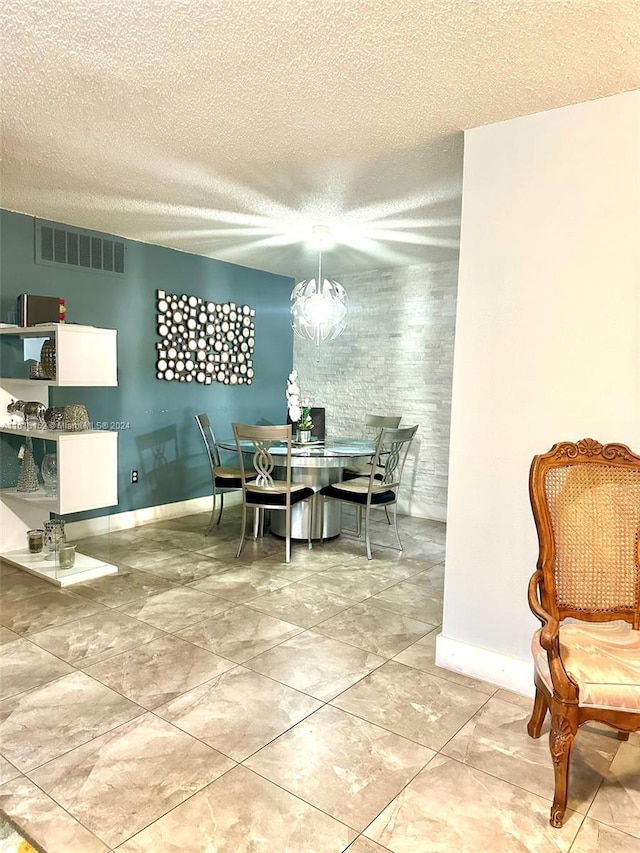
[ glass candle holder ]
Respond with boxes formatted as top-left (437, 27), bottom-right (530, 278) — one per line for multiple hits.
top-left (43, 519), bottom-right (66, 559)
top-left (57, 544), bottom-right (76, 570)
top-left (41, 453), bottom-right (58, 495)
top-left (27, 529), bottom-right (44, 554)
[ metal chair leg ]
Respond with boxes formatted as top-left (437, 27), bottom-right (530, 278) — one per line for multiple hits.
top-left (216, 491), bottom-right (224, 525)
top-left (236, 503), bottom-right (247, 558)
top-left (384, 506), bottom-right (391, 525)
top-left (392, 502), bottom-right (403, 551)
top-left (285, 507), bottom-right (291, 563)
top-left (365, 503), bottom-right (373, 560)
top-left (205, 487), bottom-right (218, 535)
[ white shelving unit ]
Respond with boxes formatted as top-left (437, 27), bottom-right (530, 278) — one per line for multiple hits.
top-left (0, 323), bottom-right (119, 586)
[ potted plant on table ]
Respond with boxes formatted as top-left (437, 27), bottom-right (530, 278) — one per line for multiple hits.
top-left (286, 370), bottom-right (313, 443)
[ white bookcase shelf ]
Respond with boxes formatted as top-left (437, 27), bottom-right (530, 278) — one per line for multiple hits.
top-left (0, 323), bottom-right (119, 585)
top-left (0, 324), bottom-right (117, 386)
top-left (0, 424), bottom-right (111, 439)
top-left (0, 546), bottom-right (117, 587)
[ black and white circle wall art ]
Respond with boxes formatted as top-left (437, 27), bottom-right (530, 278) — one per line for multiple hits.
top-left (156, 290), bottom-right (255, 385)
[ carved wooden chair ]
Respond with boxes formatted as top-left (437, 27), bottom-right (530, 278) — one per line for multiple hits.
top-left (527, 438), bottom-right (640, 828)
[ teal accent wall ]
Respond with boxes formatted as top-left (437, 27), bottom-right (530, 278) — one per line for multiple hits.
top-left (0, 210), bottom-right (294, 518)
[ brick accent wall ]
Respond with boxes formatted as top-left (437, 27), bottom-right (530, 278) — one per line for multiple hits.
top-left (293, 260), bottom-right (458, 520)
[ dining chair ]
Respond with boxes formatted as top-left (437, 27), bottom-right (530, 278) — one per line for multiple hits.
top-left (232, 422), bottom-right (315, 563)
top-left (344, 413), bottom-right (403, 526)
top-left (195, 413), bottom-right (256, 534)
top-left (527, 437), bottom-right (640, 827)
top-left (320, 424), bottom-right (418, 559)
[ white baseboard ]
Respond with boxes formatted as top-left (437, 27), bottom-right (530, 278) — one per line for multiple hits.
top-left (435, 633), bottom-right (535, 698)
top-left (67, 492), bottom-right (440, 540)
top-left (66, 492), bottom-right (243, 540)
top-left (402, 496), bottom-right (447, 523)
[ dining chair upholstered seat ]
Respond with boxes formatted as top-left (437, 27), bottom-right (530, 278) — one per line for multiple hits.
top-left (320, 424), bottom-right (418, 560)
top-left (233, 422), bottom-right (314, 563)
top-left (527, 438), bottom-right (640, 828)
top-left (531, 621), bottom-right (640, 712)
top-left (195, 413), bottom-right (256, 534)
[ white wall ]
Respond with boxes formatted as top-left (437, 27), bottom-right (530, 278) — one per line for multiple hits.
top-left (294, 260), bottom-right (458, 520)
top-left (439, 91), bottom-right (640, 695)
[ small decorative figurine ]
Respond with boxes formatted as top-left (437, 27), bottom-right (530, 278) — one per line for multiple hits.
top-left (7, 399), bottom-right (47, 428)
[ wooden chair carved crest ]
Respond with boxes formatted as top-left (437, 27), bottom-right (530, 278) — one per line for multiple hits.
top-left (527, 438), bottom-right (640, 827)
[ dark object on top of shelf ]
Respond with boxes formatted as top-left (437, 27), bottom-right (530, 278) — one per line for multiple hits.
top-left (17, 294), bottom-right (65, 327)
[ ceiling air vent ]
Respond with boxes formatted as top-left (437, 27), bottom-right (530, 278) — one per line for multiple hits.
top-left (35, 220), bottom-right (126, 276)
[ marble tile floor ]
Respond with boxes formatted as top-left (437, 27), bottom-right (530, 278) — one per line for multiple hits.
top-left (0, 507), bottom-right (638, 853)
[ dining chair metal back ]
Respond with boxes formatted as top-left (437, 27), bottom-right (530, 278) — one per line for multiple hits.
top-left (345, 414), bottom-right (404, 527)
top-left (232, 422), bottom-right (315, 563)
top-left (345, 413), bottom-right (402, 478)
top-left (195, 413), bottom-right (247, 534)
top-left (364, 413), bottom-right (402, 434)
top-left (320, 424), bottom-right (418, 559)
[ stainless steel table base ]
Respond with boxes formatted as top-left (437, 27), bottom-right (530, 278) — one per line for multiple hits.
top-left (269, 465), bottom-right (343, 540)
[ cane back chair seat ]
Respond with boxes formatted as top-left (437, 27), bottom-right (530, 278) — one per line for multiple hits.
top-left (527, 438), bottom-right (640, 828)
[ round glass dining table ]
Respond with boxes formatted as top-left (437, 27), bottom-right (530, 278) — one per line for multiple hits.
top-left (217, 437), bottom-right (376, 539)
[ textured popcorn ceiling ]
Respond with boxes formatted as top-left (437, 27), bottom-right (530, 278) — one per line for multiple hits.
top-left (1, 0), bottom-right (638, 277)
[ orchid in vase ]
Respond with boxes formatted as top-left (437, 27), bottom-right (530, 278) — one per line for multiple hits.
top-left (286, 370), bottom-right (313, 433)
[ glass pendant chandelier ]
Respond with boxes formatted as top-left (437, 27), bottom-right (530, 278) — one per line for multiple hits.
top-left (290, 225), bottom-right (347, 345)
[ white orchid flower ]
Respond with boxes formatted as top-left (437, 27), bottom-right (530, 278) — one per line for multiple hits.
top-left (289, 404), bottom-right (302, 422)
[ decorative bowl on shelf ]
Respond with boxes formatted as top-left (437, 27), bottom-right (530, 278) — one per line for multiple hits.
top-left (62, 404), bottom-right (90, 431)
top-left (44, 406), bottom-right (65, 430)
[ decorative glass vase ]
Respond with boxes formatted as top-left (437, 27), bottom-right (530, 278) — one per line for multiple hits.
top-left (41, 453), bottom-right (58, 495)
top-left (58, 544), bottom-right (76, 570)
top-left (16, 440), bottom-right (40, 492)
top-left (43, 519), bottom-right (66, 558)
top-left (40, 337), bottom-right (56, 379)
